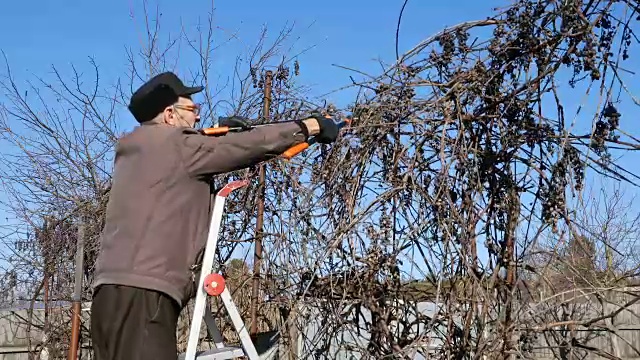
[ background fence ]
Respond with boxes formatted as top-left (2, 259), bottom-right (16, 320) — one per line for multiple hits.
top-left (2, 294), bottom-right (638, 359)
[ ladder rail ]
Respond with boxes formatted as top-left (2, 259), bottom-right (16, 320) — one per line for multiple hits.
top-left (185, 191), bottom-right (228, 359)
top-left (183, 179), bottom-right (260, 360)
top-left (220, 288), bottom-right (259, 359)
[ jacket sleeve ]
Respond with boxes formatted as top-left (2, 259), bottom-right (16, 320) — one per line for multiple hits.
top-left (177, 122), bottom-right (308, 177)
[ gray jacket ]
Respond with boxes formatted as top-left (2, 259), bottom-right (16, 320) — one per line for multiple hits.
top-left (92, 121), bottom-right (307, 307)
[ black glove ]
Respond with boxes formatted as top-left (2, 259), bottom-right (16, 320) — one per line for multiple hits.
top-left (311, 113), bottom-right (340, 144)
top-left (218, 116), bottom-right (252, 130)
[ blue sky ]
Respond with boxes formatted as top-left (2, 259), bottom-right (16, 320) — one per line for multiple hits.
top-left (1, 0), bottom-right (640, 277)
top-left (0, 0), bottom-right (504, 245)
top-left (0, 0), bottom-right (507, 108)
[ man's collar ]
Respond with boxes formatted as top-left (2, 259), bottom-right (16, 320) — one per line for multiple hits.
top-left (140, 121), bottom-right (163, 127)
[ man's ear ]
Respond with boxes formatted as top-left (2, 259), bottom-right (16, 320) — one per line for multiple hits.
top-left (162, 106), bottom-right (173, 124)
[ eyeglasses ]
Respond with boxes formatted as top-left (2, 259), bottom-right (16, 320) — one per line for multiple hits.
top-left (173, 103), bottom-right (201, 116)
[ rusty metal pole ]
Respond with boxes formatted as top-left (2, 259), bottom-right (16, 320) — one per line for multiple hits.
top-left (67, 222), bottom-right (85, 360)
top-left (250, 70), bottom-right (272, 337)
top-left (501, 190), bottom-right (519, 358)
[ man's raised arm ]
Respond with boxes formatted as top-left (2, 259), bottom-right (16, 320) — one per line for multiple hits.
top-left (177, 119), bottom-right (323, 177)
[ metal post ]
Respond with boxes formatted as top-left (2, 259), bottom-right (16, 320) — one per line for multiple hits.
top-left (251, 69), bottom-right (272, 337)
top-left (68, 222), bottom-right (85, 360)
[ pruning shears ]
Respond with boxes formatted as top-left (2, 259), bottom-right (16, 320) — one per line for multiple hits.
top-left (199, 114), bottom-right (351, 160)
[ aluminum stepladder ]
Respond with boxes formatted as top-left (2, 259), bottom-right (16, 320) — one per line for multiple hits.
top-left (179, 179), bottom-right (260, 360)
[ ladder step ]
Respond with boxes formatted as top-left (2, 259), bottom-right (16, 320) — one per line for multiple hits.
top-left (178, 346), bottom-right (245, 360)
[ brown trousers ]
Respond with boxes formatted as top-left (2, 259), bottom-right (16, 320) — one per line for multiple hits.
top-left (90, 284), bottom-right (181, 360)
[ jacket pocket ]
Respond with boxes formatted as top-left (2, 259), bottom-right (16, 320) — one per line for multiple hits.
top-left (184, 243), bottom-right (206, 300)
top-left (183, 268), bottom-right (199, 303)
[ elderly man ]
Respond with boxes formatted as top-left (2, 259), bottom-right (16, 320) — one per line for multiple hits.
top-left (89, 72), bottom-right (339, 360)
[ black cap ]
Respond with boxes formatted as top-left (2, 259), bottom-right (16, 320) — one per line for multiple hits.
top-left (128, 72), bottom-right (204, 123)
